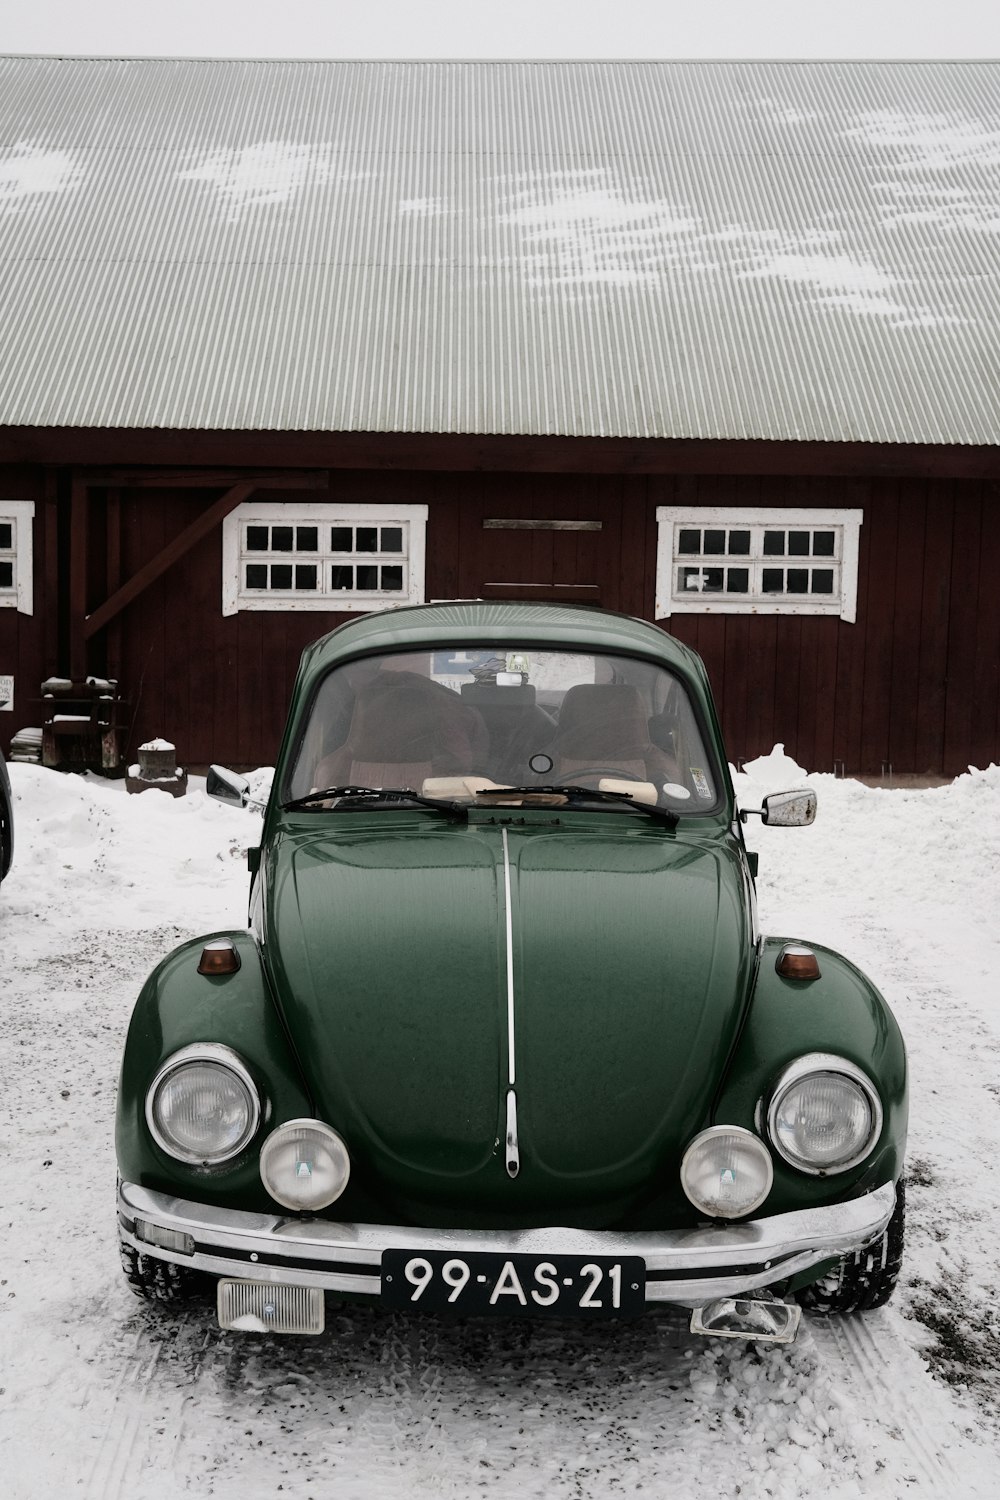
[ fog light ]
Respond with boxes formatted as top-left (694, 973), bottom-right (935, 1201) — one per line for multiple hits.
top-left (259, 1119), bottom-right (351, 1210)
top-left (218, 1279), bottom-right (324, 1335)
top-left (680, 1125), bottom-right (773, 1219)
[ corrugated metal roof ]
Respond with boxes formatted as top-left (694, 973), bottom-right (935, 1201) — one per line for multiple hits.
top-left (1, 56), bottom-right (999, 444)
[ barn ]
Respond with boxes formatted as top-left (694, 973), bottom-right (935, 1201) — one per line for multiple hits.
top-left (2, 55), bottom-right (999, 776)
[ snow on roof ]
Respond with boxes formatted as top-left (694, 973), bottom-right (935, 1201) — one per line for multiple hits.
top-left (1, 56), bottom-right (999, 445)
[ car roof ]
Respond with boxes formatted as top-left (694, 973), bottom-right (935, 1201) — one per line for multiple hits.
top-left (297, 601), bottom-right (706, 683)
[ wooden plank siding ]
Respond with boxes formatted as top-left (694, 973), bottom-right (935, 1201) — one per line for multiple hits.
top-left (970, 481), bottom-right (1000, 771)
top-left (3, 460), bottom-right (1000, 779)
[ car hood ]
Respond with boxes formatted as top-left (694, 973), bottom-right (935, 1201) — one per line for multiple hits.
top-left (262, 815), bottom-right (755, 1218)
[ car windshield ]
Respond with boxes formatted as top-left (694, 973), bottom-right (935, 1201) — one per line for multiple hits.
top-left (285, 646), bottom-right (721, 814)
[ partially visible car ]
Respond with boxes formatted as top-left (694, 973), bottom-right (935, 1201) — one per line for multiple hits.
top-left (0, 746), bottom-right (12, 882)
top-left (115, 602), bottom-right (906, 1345)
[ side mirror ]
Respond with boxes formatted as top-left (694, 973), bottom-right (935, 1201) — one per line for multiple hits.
top-left (206, 764), bottom-right (251, 808)
top-left (761, 789), bottom-right (817, 827)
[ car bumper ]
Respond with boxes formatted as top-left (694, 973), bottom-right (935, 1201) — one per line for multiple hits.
top-left (118, 1178), bottom-right (897, 1310)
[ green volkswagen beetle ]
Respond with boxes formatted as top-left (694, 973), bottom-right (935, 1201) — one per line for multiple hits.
top-left (116, 602), bottom-right (906, 1342)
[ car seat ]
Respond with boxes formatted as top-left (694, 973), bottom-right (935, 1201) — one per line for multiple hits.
top-left (312, 672), bottom-right (488, 789)
top-left (549, 683), bottom-right (678, 785)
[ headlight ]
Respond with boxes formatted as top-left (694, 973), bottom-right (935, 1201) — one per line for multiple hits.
top-left (146, 1044), bottom-right (261, 1166)
top-left (680, 1125), bottom-right (773, 1219)
top-left (767, 1053), bottom-right (882, 1174)
top-left (259, 1119), bottom-right (351, 1211)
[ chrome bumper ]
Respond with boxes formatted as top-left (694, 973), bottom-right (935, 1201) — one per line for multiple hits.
top-left (118, 1179), bottom-right (896, 1310)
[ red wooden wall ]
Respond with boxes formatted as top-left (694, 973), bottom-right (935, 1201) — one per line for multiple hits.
top-left (659, 473), bottom-right (1000, 778)
top-left (3, 456), bottom-right (999, 778)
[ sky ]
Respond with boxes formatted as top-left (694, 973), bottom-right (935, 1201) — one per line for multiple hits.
top-left (2, 0), bottom-right (1000, 61)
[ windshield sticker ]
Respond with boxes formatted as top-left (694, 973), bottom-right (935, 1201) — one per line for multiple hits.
top-left (690, 767), bottom-right (714, 801)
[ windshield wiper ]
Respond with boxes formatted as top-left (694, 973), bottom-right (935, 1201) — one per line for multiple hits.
top-left (283, 785), bottom-right (468, 821)
top-left (475, 785), bottom-right (678, 829)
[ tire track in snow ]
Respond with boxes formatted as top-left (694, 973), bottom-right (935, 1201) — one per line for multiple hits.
top-left (806, 1311), bottom-right (986, 1496)
top-left (79, 1310), bottom-right (210, 1500)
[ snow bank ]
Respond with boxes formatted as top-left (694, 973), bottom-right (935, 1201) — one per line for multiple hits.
top-left (1, 764), bottom-right (259, 940)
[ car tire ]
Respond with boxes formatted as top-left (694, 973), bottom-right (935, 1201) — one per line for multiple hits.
top-left (800, 1178), bottom-right (905, 1315)
top-left (119, 1229), bottom-right (211, 1305)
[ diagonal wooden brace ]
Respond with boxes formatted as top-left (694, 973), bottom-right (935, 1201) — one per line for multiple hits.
top-left (84, 480), bottom-right (256, 640)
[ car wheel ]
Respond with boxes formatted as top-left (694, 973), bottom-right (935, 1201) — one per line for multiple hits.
top-left (118, 1228), bottom-right (211, 1306)
top-left (801, 1178), bottom-right (905, 1315)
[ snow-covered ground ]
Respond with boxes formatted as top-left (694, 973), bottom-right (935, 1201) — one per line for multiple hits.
top-left (1, 751), bottom-right (999, 1498)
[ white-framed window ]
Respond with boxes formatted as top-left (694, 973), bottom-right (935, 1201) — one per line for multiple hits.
top-left (655, 507), bottom-right (862, 623)
top-left (222, 502), bottom-right (428, 616)
top-left (0, 501), bottom-right (35, 615)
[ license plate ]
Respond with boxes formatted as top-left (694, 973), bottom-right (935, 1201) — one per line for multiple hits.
top-left (381, 1250), bottom-right (645, 1318)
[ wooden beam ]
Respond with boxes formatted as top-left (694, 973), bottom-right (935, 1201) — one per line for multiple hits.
top-left (105, 487), bottom-right (122, 681)
top-left (3, 427), bottom-right (1000, 480)
top-left (82, 468), bottom-right (330, 489)
top-left (43, 467), bottom-right (60, 672)
top-left (69, 473), bottom-right (88, 677)
top-left (84, 480), bottom-right (256, 640)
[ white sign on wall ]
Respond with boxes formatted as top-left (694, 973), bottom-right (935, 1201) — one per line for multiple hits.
top-left (0, 675), bottom-right (13, 710)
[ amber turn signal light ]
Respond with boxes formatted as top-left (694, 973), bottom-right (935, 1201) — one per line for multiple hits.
top-left (775, 943), bottom-right (821, 981)
top-left (197, 939), bottom-right (242, 976)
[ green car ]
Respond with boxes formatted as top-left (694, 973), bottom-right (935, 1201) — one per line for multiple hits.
top-left (116, 603), bottom-right (906, 1343)
top-left (0, 746), bottom-right (12, 883)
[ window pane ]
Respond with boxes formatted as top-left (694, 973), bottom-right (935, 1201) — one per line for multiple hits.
top-left (680, 566), bottom-right (712, 593)
top-left (356, 565), bottom-right (379, 590)
top-left (762, 568), bottom-right (784, 593)
top-left (679, 566), bottom-right (725, 593)
top-left (356, 528), bottom-right (378, 553)
top-left (763, 531), bottom-right (785, 556)
top-left (787, 569), bottom-right (809, 594)
top-left (788, 531), bottom-right (810, 556)
top-left (246, 526), bottom-right (269, 552)
top-left (381, 565), bottom-right (404, 590)
top-left (331, 565), bottom-right (354, 590)
top-left (271, 527), bottom-right (294, 553)
top-left (703, 529), bottom-right (726, 555)
top-left (728, 530), bottom-right (750, 555)
top-left (678, 529), bottom-right (701, 555)
top-left (330, 527), bottom-right (353, 551)
top-left (812, 531), bottom-right (835, 557)
top-left (296, 526), bottom-right (318, 552)
top-left (0, 523), bottom-right (12, 549)
top-left (271, 564), bottom-right (293, 589)
top-left (381, 527), bottom-right (403, 553)
top-left (811, 569), bottom-right (834, 594)
top-left (295, 565), bottom-right (318, 590)
top-left (245, 563), bottom-right (268, 588)
top-left (0, 560), bottom-right (13, 589)
top-left (726, 568), bottom-right (749, 593)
